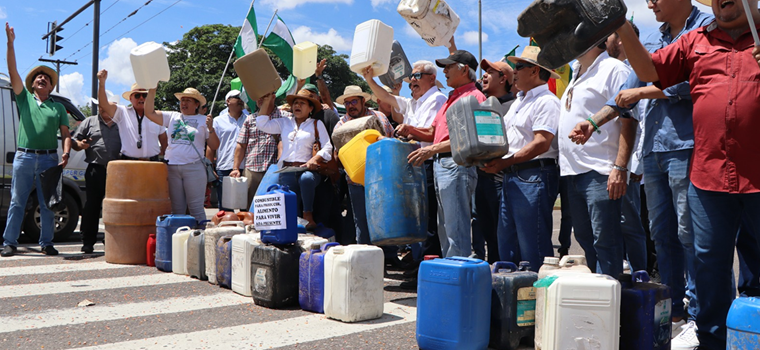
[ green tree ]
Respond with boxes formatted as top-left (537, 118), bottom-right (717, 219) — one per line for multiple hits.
top-left (79, 104), bottom-right (92, 118)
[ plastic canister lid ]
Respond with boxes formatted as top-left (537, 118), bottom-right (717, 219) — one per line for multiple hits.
top-left (727, 297), bottom-right (760, 332)
top-left (543, 257), bottom-right (559, 265)
top-left (423, 255), bottom-right (439, 260)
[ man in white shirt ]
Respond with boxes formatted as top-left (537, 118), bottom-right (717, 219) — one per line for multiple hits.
top-left (557, 42), bottom-right (633, 278)
top-left (481, 47), bottom-right (561, 271)
top-left (208, 90), bottom-right (249, 211)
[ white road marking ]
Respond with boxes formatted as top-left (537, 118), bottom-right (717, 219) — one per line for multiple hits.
top-left (0, 272), bottom-right (191, 298)
top-left (0, 261), bottom-right (130, 277)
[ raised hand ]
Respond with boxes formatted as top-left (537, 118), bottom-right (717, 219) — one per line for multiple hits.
top-left (5, 22), bottom-right (14, 44)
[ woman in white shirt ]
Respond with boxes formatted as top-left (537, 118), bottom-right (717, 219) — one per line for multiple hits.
top-left (256, 90), bottom-right (333, 229)
top-left (144, 87), bottom-right (220, 222)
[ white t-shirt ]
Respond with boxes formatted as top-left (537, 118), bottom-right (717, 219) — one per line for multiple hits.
top-left (161, 111), bottom-right (210, 165)
top-left (503, 84), bottom-right (561, 160)
top-left (558, 52), bottom-right (631, 176)
top-left (393, 86), bottom-right (447, 148)
top-left (112, 105), bottom-right (165, 158)
top-left (256, 113), bottom-right (333, 168)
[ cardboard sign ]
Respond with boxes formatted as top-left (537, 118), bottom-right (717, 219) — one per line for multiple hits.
top-left (253, 193), bottom-right (287, 231)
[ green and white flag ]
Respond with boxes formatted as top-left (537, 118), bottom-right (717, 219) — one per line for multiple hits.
top-left (234, 6), bottom-right (259, 58)
top-left (262, 15), bottom-right (298, 98)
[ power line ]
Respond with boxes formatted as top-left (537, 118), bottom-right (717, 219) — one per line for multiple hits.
top-left (101, 0), bottom-right (154, 37)
top-left (59, 0), bottom-right (121, 44)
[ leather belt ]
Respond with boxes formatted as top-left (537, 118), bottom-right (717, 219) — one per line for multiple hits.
top-left (120, 154), bottom-right (160, 161)
top-left (18, 148), bottom-right (56, 154)
top-left (504, 158), bottom-right (557, 173)
top-left (434, 152), bottom-right (453, 159)
top-left (283, 161), bottom-right (306, 167)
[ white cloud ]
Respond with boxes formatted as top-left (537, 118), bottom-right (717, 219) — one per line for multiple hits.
top-left (462, 31), bottom-right (488, 45)
top-left (99, 37), bottom-right (138, 87)
top-left (403, 24), bottom-right (420, 39)
top-left (0, 7), bottom-right (7, 19)
top-left (292, 26), bottom-right (352, 52)
top-left (58, 72), bottom-right (86, 107)
top-left (261, 0), bottom-right (352, 10)
top-left (625, 2), bottom-right (660, 32)
top-left (371, 0), bottom-right (394, 8)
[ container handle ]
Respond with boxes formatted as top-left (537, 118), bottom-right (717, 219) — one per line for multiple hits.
top-left (492, 261), bottom-right (518, 273)
top-left (559, 255), bottom-right (588, 268)
top-left (175, 226), bottom-right (192, 234)
top-left (266, 184), bottom-right (282, 192)
top-left (632, 270), bottom-right (651, 283)
top-left (321, 242), bottom-right (340, 252)
top-left (218, 221), bottom-right (245, 228)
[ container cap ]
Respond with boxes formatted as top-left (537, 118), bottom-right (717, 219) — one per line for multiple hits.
top-left (727, 297), bottom-right (760, 332)
top-left (543, 257), bottom-right (559, 265)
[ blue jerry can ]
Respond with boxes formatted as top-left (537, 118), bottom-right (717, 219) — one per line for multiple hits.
top-left (417, 257), bottom-right (491, 350)
top-left (365, 138), bottom-right (427, 245)
top-left (155, 214), bottom-right (197, 272)
top-left (490, 261), bottom-right (538, 350)
top-left (254, 164), bottom-right (280, 197)
top-left (216, 235), bottom-right (233, 289)
top-left (258, 184), bottom-right (298, 245)
top-left (299, 242), bottom-right (340, 313)
top-left (727, 297), bottom-right (760, 350)
top-left (619, 271), bottom-right (672, 350)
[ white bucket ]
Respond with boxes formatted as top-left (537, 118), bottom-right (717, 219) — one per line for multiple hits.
top-left (324, 244), bottom-right (384, 322)
top-left (397, 0), bottom-right (460, 47)
top-left (231, 233), bottom-right (261, 297)
top-left (222, 177), bottom-right (249, 210)
top-left (130, 42), bottom-right (171, 89)
top-left (292, 41), bottom-right (318, 79)
top-left (349, 20), bottom-right (394, 76)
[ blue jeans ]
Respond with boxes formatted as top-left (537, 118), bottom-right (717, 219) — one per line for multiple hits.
top-left (688, 184), bottom-right (760, 349)
top-left (497, 163), bottom-right (559, 272)
top-left (558, 176), bottom-right (573, 253)
top-left (736, 220), bottom-right (760, 297)
top-left (621, 179), bottom-right (648, 272)
top-left (643, 150), bottom-right (695, 319)
top-left (471, 169), bottom-right (502, 262)
top-left (565, 171), bottom-right (624, 277)
top-left (3, 151), bottom-right (58, 247)
top-left (433, 157), bottom-right (477, 258)
top-left (278, 171), bottom-right (320, 212)
top-left (348, 183), bottom-right (396, 262)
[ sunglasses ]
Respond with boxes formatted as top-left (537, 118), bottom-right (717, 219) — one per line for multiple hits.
top-left (646, 0), bottom-right (658, 4)
top-left (132, 92), bottom-right (148, 99)
top-left (514, 62), bottom-right (536, 71)
top-left (344, 99), bottom-right (361, 107)
top-left (409, 72), bottom-right (433, 80)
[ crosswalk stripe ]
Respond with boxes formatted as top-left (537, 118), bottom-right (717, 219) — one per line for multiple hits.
top-left (75, 300), bottom-right (418, 350)
top-left (0, 272), bottom-right (190, 299)
top-left (0, 292), bottom-right (249, 333)
top-left (0, 243), bottom-right (106, 261)
top-left (0, 261), bottom-right (131, 277)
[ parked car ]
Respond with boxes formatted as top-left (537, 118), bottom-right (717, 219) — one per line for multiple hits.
top-left (0, 73), bottom-right (88, 242)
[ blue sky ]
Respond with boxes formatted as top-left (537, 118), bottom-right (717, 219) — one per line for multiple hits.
top-left (0, 0), bottom-right (711, 108)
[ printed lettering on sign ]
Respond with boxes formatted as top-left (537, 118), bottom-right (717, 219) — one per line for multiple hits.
top-left (253, 193), bottom-right (287, 230)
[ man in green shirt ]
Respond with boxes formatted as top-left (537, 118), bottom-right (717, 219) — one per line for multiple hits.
top-left (2, 22), bottom-right (72, 257)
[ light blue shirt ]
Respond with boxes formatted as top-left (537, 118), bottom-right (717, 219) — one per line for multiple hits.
top-left (213, 108), bottom-right (249, 170)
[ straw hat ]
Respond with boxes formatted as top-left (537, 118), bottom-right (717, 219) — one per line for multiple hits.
top-left (122, 83), bottom-right (149, 100)
top-left (695, 0), bottom-right (710, 5)
top-left (25, 66), bottom-right (58, 91)
top-left (481, 59), bottom-right (515, 85)
top-left (336, 85), bottom-right (371, 104)
top-left (286, 89), bottom-right (323, 113)
top-left (90, 90), bottom-right (120, 106)
top-left (174, 87), bottom-right (207, 106)
top-left (507, 46), bottom-right (561, 80)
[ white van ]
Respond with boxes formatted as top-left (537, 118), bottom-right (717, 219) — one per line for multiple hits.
top-left (0, 73), bottom-right (88, 242)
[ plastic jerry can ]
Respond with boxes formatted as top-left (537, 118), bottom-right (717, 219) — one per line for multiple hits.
top-left (233, 48), bottom-right (282, 101)
top-left (446, 95), bottom-right (508, 167)
top-left (292, 41), bottom-right (318, 79)
top-left (129, 41), bottom-right (171, 89)
top-left (299, 242), bottom-right (340, 313)
top-left (365, 138), bottom-right (427, 245)
top-left (619, 271), bottom-right (672, 350)
top-left (172, 226), bottom-right (192, 275)
top-left (205, 221), bottom-right (245, 284)
top-left (490, 262), bottom-right (538, 350)
top-left (349, 19), bottom-right (394, 76)
top-left (379, 40), bottom-right (412, 88)
top-left (296, 233), bottom-right (329, 253)
top-left (256, 185), bottom-right (298, 245)
top-left (231, 233), bottom-right (261, 296)
top-left (397, 0), bottom-right (460, 47)
top-left (146, 233), bottom-right (156, 267)
top-left (332, 115), bottom-right (387, 151)
top-left (338, 130), bottom-right (382, 185)
top-left (222, 176), bottom-right (249, 210)
top-left (543, 273), bottom-right (621, 350)
top-left (216, 236), bottom-right (234, 289)
top-left (250, 244), bottom-right (301, 309)
top-left (186, 229), bottom-right (206, 280)
top-left (324, 245), bottom-right (385, 322)
top-left (727, 297), bottom-right (760, 349)
top-left (516, 0), bottom-right (627, 69)
top-left (416, 257), bottom-right (491, 350)
top-left (155, 214), bottom-right (196, 272)
top-left (252, 164), bottom-right (279, 200)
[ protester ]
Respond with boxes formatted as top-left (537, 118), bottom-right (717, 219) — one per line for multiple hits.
top-left (615, 0), bottom-right (760, 345)
top-left (1, 24), bottom-right (70, 257)
top-left (480, 47), bottom-right (560, 271)
top-left (71, 96), bottom-right (121, 254)
top-left (144, 87), bottom-right (220, 222)
top-left (256, 90), bottom-right (333, 229)
top-left (208, 90), bottom-right (249, 211)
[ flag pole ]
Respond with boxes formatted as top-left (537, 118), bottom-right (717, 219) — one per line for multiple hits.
top-left (208, 0), bottom-right (256, 116)
top-left (740, 0), bottom-right (759, 45)
top-left (258, 9), bottom-right (278, 48)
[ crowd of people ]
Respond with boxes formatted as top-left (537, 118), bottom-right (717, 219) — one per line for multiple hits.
top-left (3, 0), bottom-right (760, 347)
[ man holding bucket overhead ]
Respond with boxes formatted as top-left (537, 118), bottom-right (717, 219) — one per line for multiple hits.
top-left (2, 23), bottom-right (71, 257)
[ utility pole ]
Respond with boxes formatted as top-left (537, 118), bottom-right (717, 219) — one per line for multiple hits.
top-left (38, 58), bottom-right (78, 92)
top-left (478, 0), bottom-right (482, 78)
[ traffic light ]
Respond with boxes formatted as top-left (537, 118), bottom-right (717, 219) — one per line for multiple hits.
top-left (48, 22), bottom-right (63, 56)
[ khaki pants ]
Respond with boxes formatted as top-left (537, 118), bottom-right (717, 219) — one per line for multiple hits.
top-left (244, 169), bottom-right (265, 208)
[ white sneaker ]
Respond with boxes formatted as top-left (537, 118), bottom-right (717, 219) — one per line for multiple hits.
top-left (671, 319), bottom-right (686, 338)
top-left (671, 320), bottom-right (699, 350)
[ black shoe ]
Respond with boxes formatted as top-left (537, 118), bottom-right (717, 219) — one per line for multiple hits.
top-left (43, 245), bottom-right (59, 256)
top-left (403, 266), bottom-right (419, 278)
top-left (558, 247), bottom-right (569, 258)
top-left (399, 279), bottom-right (418, 290)
top-left (1, 245), bottom-right (17, 257)
top-left (81, 245), bottom-right (94, 254)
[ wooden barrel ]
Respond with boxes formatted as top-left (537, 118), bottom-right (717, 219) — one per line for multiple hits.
top-left (103, 160), bottom-right (172, 264)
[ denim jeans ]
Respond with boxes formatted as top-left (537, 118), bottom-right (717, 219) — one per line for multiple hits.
top-left (167, 161), bottom-right (207, 222)
top-left (558, 176), bottom-right (573, 253)
top-left (3, 151), bottom-right (58, 247)
top-left (688, 184), bottom-right (760, 349)
top-left (81, 163), bottom-right (107, 246)
top-left (433, 157), bottom-right (477, 258)
top-left (643, 149), bottom-right (695, 319)
top-left (736, 220), bottom-right (760, 297)
top-left (278, 171), bottom-right (321, 213)
top-left (621, 179), bottom-right (648, 272)
top-left (471, 169), bottom-right (502, 263)
top-left (565, 171), bottom-right (624, 277)
top-left (411, 161), bottom-right (441, 262)
top-left (347, 183), bottom-right (396, 262)
top-left (497, 163), bottom-right (559, 272)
